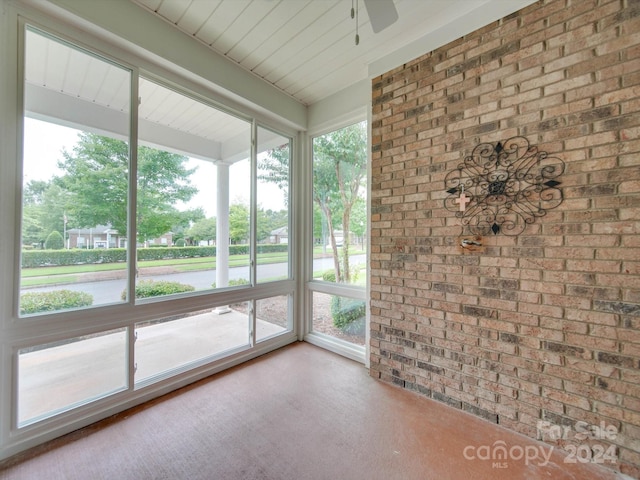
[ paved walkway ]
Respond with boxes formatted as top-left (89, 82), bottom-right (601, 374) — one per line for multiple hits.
top-left (18, 310), bottom-right (285, 425)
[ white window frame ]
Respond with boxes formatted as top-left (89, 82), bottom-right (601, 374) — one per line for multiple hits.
top-left (304, 116), bottom-right (371, 364)
top-left (1, 6), bottom-right (299, 461)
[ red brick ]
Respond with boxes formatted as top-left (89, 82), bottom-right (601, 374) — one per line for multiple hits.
top-left (370, 0), bottom-right (640, 474)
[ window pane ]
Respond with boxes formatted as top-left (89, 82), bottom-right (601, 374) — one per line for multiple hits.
top-left (312, 122), bottom-right (367, 285)
top-left (257, 127), bottom-right (290, 283)
top-left (134, 78), bottom-right (251, 298)
top-left (228, 158), bottom-right (251, 284)
top-left (20, 28), bottom-right (131, 315)
top-left (18, 328), bottom-right (127, 426)
top-left (135, 306), bottom-right (250, 383)
top-left (256, 294), bottom-right (291, 342)
top-left (312, 292), bottom-right (365, 346)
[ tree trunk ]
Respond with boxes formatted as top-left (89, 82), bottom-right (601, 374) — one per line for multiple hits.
top-left (320, 202), bottom-right (341, 282)
top-left (341, 206), bottom-right (351, 283)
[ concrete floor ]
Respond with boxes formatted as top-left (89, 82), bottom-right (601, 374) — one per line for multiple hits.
top-left (2, 343), bottom-right (626, 480)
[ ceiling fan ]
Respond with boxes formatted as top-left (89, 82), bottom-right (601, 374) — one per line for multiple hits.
top-left (352, 0), bottom-right (399, 44)
top-left (364, 0), bottom-right (399, 33)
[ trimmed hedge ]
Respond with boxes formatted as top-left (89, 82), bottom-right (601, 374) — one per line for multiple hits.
top-left (20, 290), bottom-right (94, 315)
top-left (21, 248), bottom-right (127, 268)
top-left (124, 280), bottom-right (195, 300)
top-left (21, 244), bottom-right (289, 268)
top-left (137, 247), bottom-right (216, 261)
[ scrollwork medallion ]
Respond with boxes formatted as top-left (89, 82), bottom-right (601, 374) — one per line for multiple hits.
top-left (445, 137), bottom-right (564, 236)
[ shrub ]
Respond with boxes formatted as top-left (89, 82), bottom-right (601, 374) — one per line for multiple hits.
top-left (210, 278), bottom-right (249, 289)
top-left (175, 238), bottom-right (186, 247)
top-left (20, 289), bottom-right (93, 315)
top-left (123, 280), bottom-right (195, 300)
top-left (322, 269), bottom-right (336, 282)
top-left (330, 296), bottom-right (366, 330)
top-left (44, 230), bottom-right (64, 250)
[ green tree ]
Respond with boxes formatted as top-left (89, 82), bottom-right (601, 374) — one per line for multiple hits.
top-left (136, 145), bottom-right (198, 243)
top-left (258, 144), bottom-right (289, 206)
top-left (257, 208), bottom-right (288, 242)
top-left (22, 185), bottom-right (46, 247)
top-left (172, 207), bottom-right (205, 245)
top-left (187, 217), bottom-right (217, 245)
top-left (56, 133), bottom-right (198, 243)
top-left (349, 197), bottom-right (367, 248)
top-left (229, 203), bottom-right (249, 244)
top-left (22, 180), bottom-right (74, 246)
top-left (21, 205), bottom-right (44, 247)
top-left (312, 122), bottom-right (367, 282)
top-left (23, 179), bottom-right (49, 204)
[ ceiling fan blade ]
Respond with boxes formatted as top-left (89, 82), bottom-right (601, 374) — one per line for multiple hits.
top-left (363, 0), bottom-right (399, 34)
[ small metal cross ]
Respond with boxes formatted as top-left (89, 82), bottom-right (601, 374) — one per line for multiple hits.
top-left (455, 186), bottom-right (471, 212)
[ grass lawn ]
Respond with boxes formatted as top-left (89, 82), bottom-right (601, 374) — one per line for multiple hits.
top-left (21, 247), bottom-right (366, 288)
top-left (21, 253), bottom-right (289, 277)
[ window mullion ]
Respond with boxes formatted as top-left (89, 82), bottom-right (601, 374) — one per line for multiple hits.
top-left (127, 67), bottom-right (139, 390)
top-left (250, 120), bottom-right (258, 345)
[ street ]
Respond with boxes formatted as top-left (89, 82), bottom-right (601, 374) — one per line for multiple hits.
top-left (23, 255), bottom-right (366, 305)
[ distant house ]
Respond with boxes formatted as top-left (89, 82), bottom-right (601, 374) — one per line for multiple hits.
top-left (268, 226), bottom-right (288, 244)
top-left (67, 225), bottom-right (122, 249)
top-left (66, 225), bottom-right (172, 249)
top-left (144, 233), bottom-right (173, 247)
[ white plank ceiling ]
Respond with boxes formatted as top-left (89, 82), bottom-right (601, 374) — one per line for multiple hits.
top-left (130, 0), bottom-right (531, 106)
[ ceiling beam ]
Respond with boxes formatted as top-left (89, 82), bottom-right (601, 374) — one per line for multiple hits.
top-left (34, 0), bottom-right (307, 131)
top-left (25, 84), bottom-right (223, 162)
top-left (26, 84), bottom-right (288, 164)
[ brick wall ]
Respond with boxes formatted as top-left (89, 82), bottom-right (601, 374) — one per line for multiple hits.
top-left (369, 0), bottom-right (640, 476)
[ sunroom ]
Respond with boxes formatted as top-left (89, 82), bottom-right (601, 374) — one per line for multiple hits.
top-left (2, 0), bottom-right (548, 465)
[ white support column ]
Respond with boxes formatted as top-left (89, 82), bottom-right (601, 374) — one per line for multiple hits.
top-left (215, 162), bottom-right (231, 314)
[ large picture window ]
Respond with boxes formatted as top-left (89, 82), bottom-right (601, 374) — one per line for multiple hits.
top-left (15, 25), bottom-right (294, 428)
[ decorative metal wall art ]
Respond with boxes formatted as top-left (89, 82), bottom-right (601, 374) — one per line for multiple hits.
top-left (444, 136), bottom-right (564, 236)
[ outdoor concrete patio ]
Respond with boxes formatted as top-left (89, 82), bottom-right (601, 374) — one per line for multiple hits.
top-left (18, 309), bottom-right (286, 424)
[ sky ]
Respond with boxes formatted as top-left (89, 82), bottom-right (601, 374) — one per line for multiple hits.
top-left (23, 117), bottom-right (286, 217)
